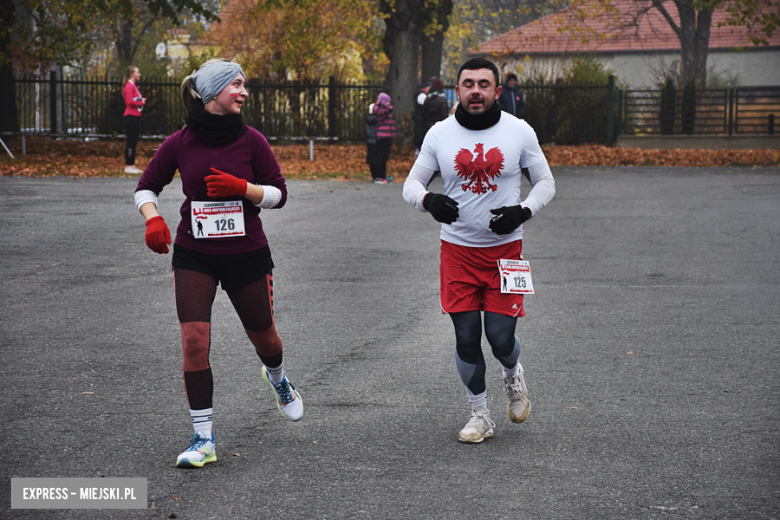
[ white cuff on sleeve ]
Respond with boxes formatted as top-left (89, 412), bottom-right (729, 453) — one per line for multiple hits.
top-left (134, 190), bottom-right (158, 213)
top-left (256, 185), bottom-right (283, 209)
top-left (403, 163), bottom-right (436, 212)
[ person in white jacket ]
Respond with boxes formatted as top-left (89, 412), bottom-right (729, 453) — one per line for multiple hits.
top-left (403, 58), bottom-right (555, 443)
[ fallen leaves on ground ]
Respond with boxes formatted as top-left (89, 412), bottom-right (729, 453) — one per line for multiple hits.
top-left (542, 145), bottom-right (780, 167)
top-left (0, 137), bottom-right (777, 179)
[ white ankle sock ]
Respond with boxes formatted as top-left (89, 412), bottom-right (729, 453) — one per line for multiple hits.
top-left (190, 408), bottom-right (213, 433)
top-left (502, 362), bottom-right (520, 378)
top-left (265, 362), bottom-right (285, 384)
top-left (465, 388), bottom-right (488, 410)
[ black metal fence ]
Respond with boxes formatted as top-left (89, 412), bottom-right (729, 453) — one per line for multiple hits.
top-left (619, 86), bottom-right (780, 136)
top-left (9, 73), bottom-right (779, 144)
top-left (10, 73), bottom-right (383, 141)
top-left (522, 83), bottom-right (614, 144)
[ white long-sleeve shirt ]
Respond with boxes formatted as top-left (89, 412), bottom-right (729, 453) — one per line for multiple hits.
top-left (403, 113), bottom-right (555, 247)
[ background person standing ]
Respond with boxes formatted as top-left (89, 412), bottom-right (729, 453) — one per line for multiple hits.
top-left (365, 103), bottom-right (379, 178)
top-left (373, 92), bottom-right (396, 184)
top-left (423, 78), bottom-right (449, 132)
top-left (122, 65), bottom-right (146, 174)
top-left (498, 73), bottom-right (525, 119)
top-left (413, 79), bottom-right (433, 157)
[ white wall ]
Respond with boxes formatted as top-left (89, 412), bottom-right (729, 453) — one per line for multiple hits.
top-left (504, 48), bottom-right (780, 88)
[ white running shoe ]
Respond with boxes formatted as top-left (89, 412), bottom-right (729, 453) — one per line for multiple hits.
top-left (176, 431), bottom-right (216, 468)
top-left (504, 364), bottom-right (531, 423)
top-left (458, 406), bottom-right (495, 443)
top-left (124, 165), bottom-right (143, 174)
top-left (262, 366), bottom-right (303, 421)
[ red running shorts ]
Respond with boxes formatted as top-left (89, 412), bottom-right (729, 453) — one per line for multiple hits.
top-left (439, 239), bottom-right (525, 318)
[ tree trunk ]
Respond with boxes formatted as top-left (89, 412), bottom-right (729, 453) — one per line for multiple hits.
top-left (420, 0), bottom-right (453, 81)
top-left (0, 0), bottom-right (19, 133)
top-left (116, 17), bottom-right (135, 67)
top-left (421, 31), bottom-right (445, 81)
top-left (674, 0), bottom-right (711, 86)
top-left (381, 0), bottom-right (426, 146)
top-left (384, 30), bottom-right (418, 145)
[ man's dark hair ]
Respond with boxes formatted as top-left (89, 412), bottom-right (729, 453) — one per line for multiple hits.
top-left (506, 73), bottom-right (518, 82)
top-left (457, 58), bottom-right (500, 86)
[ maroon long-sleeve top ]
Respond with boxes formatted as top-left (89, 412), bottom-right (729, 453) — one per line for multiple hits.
top-left (135, 126), bottom-right (288, 255)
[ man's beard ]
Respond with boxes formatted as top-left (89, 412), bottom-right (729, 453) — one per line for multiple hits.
top-left (461, 95), bottom-right (495, 115)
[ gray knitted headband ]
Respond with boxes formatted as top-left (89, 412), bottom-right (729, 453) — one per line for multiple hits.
top-left (193, 61), bottom-right (245, 105)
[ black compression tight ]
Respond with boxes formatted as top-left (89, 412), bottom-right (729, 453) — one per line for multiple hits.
top-left (450, 310), bottom-right (521, 395)
top-left (124, 115), bottom-right (139, 166)
top-left (174, 269), bottom-right (283, 410)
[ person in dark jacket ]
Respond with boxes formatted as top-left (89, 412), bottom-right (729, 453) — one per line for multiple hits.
top-left (423, 78), bottom-right (449, 132)
top-left (498, 73), bottom-right (525, 119)
top-left (413, 79), bottom-right (433, 156)
top-left (365, 103), bottom-right (379, 177)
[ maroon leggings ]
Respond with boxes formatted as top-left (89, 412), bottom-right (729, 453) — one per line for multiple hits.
top-left (173, 269), bottom-right (283, 410)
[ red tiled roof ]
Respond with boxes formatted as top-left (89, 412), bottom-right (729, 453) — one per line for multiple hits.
top-left (477, 0), bottom-right (780, 56)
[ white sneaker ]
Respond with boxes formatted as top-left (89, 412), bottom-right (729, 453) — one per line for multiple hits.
top-left (262, 366), bottom-right (303, 421)
top-left (458, 406), bottom-right (495, 443)
top-left (124, 165), bottom-right (143, 174)
top-left (504, 364), bottom-right (531, 423)
top-left (176, 431), bottom-right (216, 468)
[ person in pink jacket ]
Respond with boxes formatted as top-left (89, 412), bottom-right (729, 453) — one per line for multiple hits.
top-left (373, 92), bottom-right (396, 184)
top-left (122, 65), bottom-right (146, 174)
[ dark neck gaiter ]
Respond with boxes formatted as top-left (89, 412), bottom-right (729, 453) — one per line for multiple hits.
top-left (185, 98), bottom-right (246, 144)
top-left (455, 99), bottom-right (502, 130)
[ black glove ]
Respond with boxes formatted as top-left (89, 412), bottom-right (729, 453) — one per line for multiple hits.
top-left (423, 193), bottom-right (459, 224)
top-left (489, 205), bottom-right (532, 235)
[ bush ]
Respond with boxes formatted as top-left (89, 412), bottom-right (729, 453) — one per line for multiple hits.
top-left (660, 78), bottom-right (676, 135)
top-left (521, 57), bottom-right (619, 144)
top-left (681, 80), bottom-right (696, 135)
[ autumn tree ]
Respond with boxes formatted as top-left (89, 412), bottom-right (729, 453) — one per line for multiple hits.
top-left (0, 0), bottom-right (219, 133)
top-left (209, 0), bottom-right (383, 82)
top-left (439, 0), bottom-right (550, 82)
top-left (722, 0), bottom-right (779, 44)
top-left (380, 0), bottom-right (459, 144)
top-left (0, 0), bottom-right (18, 132)
top-left (573, 0), bottom-right (778, 86)
top-left (643, 0), bottom-right (715, 86)
top-left (420, 0), bottom-right (454, 81)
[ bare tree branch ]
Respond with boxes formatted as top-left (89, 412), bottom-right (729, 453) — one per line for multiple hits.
top-left (650, 0), bottom-right (681, 38)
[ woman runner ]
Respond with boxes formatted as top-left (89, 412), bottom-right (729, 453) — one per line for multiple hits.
top-left (133, 58), bottom-right (302, 468)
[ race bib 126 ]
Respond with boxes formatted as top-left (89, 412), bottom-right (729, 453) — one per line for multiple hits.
top-left (191, 201), bottom-right (246, 239)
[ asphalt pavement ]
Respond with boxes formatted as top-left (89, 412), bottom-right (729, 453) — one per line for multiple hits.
top-left (1, 166), bottom-right (779, 519)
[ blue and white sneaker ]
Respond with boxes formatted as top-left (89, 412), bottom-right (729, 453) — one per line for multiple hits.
top-left (176, 431), bottom-right (216, 468)
top-left (262, 366), bottom-right (303, 421)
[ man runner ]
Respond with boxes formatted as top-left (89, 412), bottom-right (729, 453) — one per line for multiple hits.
top-left (402, 58), bottom-right (555, 443)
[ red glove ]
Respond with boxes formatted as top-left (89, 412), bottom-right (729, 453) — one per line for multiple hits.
top-left (205, 167), bottom-right (248, 198)
top-left (145, 216), bottom-right (171, 254)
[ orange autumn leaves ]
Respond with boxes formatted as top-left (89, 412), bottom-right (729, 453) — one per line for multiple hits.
top-left (0, 137), bottom-right (778, 179)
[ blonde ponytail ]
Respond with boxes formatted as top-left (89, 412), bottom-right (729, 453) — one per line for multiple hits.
top-left (122, 65), bottom-right (138, 87)
top-left (180, 71), bottom-right (201, 110)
